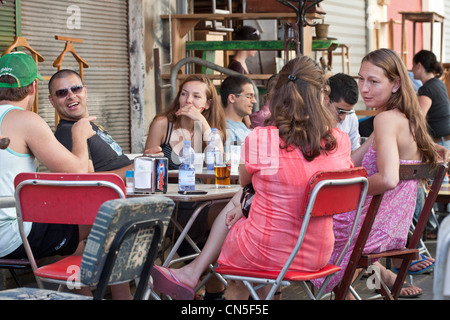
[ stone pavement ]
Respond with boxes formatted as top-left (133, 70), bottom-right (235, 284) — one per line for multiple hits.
top-left (0, 239), bottom-right (442, 301)
top-left (281, 240), bottom-right (438, 300)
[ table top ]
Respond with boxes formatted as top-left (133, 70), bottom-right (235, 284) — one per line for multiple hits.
top-left (440, 183), bottom-right (450, 193)
top-left (127, 183), bottom-right (241, 202)
top-left (436, 183), bottom-right (450, 204)
top-left (399, 11), bottom-right (445, 22)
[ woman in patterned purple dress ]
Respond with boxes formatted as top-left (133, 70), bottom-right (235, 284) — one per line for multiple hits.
top-left (312, 49), bottom-right (439, 298)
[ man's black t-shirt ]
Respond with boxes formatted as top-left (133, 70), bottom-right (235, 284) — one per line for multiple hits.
top-left (55, 119), bottom-right (132, 171)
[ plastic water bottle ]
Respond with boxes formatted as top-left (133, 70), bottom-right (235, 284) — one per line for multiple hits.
top-left (230, 141), bottom-right (241, 175)
top-left (178, 140), bottom-right (195, 191)
top-left (125, 170), bottom-right (134, 194)
top-left (205, 128), bottom-right (221, 171)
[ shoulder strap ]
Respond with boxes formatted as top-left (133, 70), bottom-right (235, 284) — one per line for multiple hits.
top-left (164, 121), bottom-right (174, 144)
top-left (0, 106), bottom-right (23, 129)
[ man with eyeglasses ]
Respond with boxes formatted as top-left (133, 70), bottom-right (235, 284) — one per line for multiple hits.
top-left (323, 73), bottom-right (361, 152)
top-left (220, 75), bottom-right (255, 151)
top-left (49, 69), bottom-right (161, 180)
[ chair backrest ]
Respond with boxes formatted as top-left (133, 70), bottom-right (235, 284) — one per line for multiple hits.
top-left (274, 167), bottom-right (369, 298)
top-left (14, 172), bottom-right (126, 225)
top-left (334, 161), bottom-right (448, 300)
top-left (302, 167), bottom-right (369, 218)
top-left (80, 196), bottom-right (175, 300)
top-left (399, 162), bottom-right (448, 250)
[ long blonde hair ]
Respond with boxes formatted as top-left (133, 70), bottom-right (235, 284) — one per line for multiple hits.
top-left (362, 49), bottom-right (437, 166)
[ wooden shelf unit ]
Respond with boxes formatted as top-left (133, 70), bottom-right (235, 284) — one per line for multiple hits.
top-left (160, 12), bottom-right (325, 70)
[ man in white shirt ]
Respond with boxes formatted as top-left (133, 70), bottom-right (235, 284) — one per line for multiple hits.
top-left (220, 75), bottom-right (254, 151)
top-left (323, 73), bottom-right (360, 152)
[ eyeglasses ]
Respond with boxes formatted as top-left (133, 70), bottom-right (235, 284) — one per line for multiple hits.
top-left (336, 108), bottom-right (355, 115)
top-left (329, 99), bottom-right (355, 115)
top-left (54, 85), bottom-right (84, 98)
top-left (235, 93), bottom-right (256, 100)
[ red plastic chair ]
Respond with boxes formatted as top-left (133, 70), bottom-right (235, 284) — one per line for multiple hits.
top-left (215, 167), bottom-right (369, 300)
top-left (13, 172), bottom-right (126, 290)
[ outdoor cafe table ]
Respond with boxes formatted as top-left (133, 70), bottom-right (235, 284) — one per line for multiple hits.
top-left (436, 183), bottom-right (450, 204)
top-left (127, 183), bottom-right (241, 267)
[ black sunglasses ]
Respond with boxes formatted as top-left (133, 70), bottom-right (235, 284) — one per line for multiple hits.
top-left (54, 85), bottom-right (84, 98)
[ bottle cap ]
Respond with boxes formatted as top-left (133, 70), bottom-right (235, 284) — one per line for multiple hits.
top-left (126, 170), bottom-right (134, 178)
top-left (184, 140), bottom-right (191, 146)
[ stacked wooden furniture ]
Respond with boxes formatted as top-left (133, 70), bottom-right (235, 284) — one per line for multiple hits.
top-left (160, 12), bottom-right (334, 81)
top-left (400, 11), bottom-right (445, 64)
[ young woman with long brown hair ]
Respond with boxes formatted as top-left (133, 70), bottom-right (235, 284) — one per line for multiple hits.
top-left (145, 74), bottom-right (226, 169)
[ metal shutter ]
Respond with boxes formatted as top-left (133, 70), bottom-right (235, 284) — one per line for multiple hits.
top-left (20, 0), bottom-right (131, 152)
top-left (0, 0), bottom-right (17, 54)
top-left (320, 0), bottom-right (366, 76)
top-left (320, 0), bottom-right (366, 111)
top-left (445, 1), bottom-right (450, 62)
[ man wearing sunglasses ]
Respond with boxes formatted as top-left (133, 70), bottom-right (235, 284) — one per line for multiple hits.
top-left (49, 69), bottom-right (161, 180)
top-left (323, 73), bottom-right (361, 152)
top-left (0, 53), bottom-right (96, 274)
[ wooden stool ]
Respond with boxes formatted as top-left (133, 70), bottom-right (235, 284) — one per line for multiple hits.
top-left (400, 11), bottom-right (445, 64)
top-left (52, 36), bottom-right (89, 127)
top-left (3, 36), bottom-right (44, 114)
top-left (332, 44), bottom-right (350, 74)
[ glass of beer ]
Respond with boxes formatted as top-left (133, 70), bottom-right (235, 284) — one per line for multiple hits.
top-left (215, 161), bottom-right (231, 188)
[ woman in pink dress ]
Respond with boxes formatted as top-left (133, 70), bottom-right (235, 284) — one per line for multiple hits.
top-left (311, 48), bottom-right (439, 298)
top-left (217, 56), bottom-right (354, 299)
top-left (150, 56), bottom-right (354, 300)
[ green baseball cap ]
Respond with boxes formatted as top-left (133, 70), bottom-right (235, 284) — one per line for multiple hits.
top-left (0, 52), bottom-right (43, 88)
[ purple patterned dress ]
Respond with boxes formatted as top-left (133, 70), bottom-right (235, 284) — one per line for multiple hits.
top-left (312, 140), bottom-right (421, 292)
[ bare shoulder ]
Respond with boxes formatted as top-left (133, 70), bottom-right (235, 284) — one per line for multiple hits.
top-left (2, 108), bottom-right (53, 154)
top-left (149, 115), bottom-right (169, 134)
top-left (146, 115), bottom-right (169, 147)
top-left (374, 109), bottom-right (405, 128)
top-left (375, 109), bottom-right (401, 120)
top-left (151, 115), bottom-right (168, 127)
top-left (4, 108), bottom-right (47, 131)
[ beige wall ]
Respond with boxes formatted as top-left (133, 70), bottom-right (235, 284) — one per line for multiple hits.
top-left (129, 0), bottom-right (175, 152)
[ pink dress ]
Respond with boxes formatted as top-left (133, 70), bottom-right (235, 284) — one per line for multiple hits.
top-left (217, 126), bottom-right (354, 272)
top-left (311, 140), bottom-right (420, 292)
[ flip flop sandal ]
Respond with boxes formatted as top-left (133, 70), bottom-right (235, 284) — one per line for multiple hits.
top-left (375, 283), bottom-right (422, 298)
top-left (393, 254), bottom-right (435, 275)
top-left (151, 266), bottom-right (195, 300)
top-left (398, 283), bottom-right (423, 299)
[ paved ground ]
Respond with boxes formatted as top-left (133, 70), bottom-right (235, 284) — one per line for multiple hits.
top-left (281, 239), bottom-right (438, 300)
top-left (0, 238), bottom-right (442, 301)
